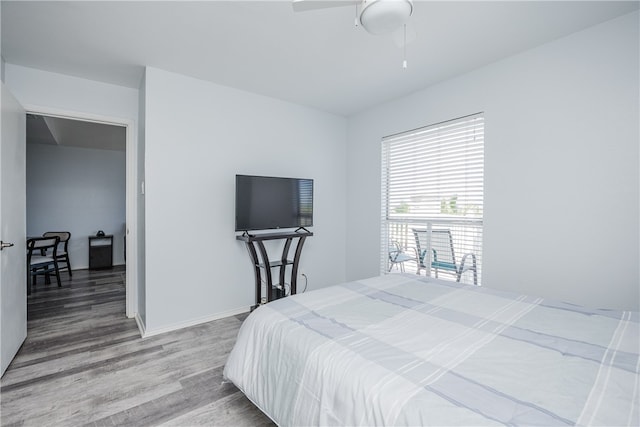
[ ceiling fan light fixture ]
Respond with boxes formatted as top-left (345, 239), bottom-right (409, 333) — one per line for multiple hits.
top-left (359, 0), bottom-right (413, 35)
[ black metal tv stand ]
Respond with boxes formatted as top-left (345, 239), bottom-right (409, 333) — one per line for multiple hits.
top-left (237, 230), bottom-right (313, 310)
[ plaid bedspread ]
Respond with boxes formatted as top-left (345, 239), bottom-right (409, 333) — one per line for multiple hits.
top-left (223, 274), bottom-right (639, 426)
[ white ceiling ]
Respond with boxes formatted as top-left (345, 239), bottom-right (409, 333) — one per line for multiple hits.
top-left (2, 1), bottom-right (638, 116)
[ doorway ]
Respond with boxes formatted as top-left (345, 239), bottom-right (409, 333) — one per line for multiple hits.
top-left (25, 109), bottom-right (137, 318)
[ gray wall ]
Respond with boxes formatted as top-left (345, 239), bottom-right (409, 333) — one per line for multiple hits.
top-left (27, 143), bottom-right (126, 269)
top-left (346, 11), bottom-right (639, 310)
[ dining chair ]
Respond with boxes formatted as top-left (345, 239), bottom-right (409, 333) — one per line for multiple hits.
top-left (27, 236), bottom-right (61, 294)
top-left (43, 231), bottom-right (72, 276)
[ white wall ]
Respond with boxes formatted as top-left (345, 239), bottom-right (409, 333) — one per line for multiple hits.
top-left (143, 67), bottom-right (347, 334)
top-left (4, 65), bottom-right (139, 122)
top-left (137, 70), bottom-right (147, 325)
top-left (26, 143), bottom-right (126, 268)
top-left (346, 11), bottom-right (639, 310)
top-left (4, 64), bottom-right (140, 313)
top-left (6, 10), bottom-right (637, 334)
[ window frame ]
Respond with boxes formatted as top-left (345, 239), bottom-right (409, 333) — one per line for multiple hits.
top-left (380, 113), bottom-right (485, 284)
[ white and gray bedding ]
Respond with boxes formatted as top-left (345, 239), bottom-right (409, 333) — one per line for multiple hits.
top-left (223, 274), bottom-right (639, 426)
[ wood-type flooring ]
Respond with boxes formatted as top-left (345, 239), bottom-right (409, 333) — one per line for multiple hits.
top-left (0, 266), bottom-right (273, 426)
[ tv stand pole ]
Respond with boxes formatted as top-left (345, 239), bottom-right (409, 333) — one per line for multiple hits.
top-left (236, 230), bottom-right (313, 310)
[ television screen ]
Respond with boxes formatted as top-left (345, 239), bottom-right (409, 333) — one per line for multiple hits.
top-left (235, 175), bottom-right (313, 231)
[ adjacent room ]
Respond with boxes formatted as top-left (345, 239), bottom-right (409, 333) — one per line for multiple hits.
top-left (0, 1), bottom-right (638, 426)
top-left (26, 114), bottom-right (126, 272)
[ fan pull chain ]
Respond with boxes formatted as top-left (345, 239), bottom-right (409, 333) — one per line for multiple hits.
top-left (402, 24), bottom-right (408, 69)
top-left (354, 3), bottom-right (359, 27)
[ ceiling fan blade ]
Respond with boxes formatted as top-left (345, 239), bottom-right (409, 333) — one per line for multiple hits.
top-left (292, 0), bottom-right (358, 13)
top-left (392, 22), bottom-right (417, 48)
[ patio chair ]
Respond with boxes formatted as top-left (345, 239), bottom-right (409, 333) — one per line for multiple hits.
top-left (388, 240), bottom-right (415, 273)
top-left (412, 228), bottom-right (478, 285)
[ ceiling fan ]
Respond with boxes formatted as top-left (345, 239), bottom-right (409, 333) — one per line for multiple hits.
top-left (292, 0), bottom-right (414, 37)
top-left (292, 0), bottom-right (415, 67)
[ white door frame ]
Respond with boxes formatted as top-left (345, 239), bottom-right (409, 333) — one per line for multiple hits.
top-left (23, 104), bottom-right (138, 318)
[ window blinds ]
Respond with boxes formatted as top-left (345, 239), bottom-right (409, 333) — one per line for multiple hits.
top-left (381, 113), bottom-right (484, 285)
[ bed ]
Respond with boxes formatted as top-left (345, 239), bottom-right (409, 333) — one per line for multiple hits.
top-left (223, 274), bottom-right (639, 426)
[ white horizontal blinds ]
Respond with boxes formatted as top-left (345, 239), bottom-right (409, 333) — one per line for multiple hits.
top-left (385, 115), bottom-right (484, 219)
top-left (381, 113), bottom-right (484, 285)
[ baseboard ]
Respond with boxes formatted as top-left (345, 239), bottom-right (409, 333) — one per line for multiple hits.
top-left (140, 306), bottom-right (251, 339)
top-left (71, 262), bottom-right (126, 271)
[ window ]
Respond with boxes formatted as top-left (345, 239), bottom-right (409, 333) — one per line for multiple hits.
top-left (381, 113), bottom-right (484, 285)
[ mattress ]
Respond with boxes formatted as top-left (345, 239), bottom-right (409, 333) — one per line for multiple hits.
top-left (223, 274), bottom-right (639, 426)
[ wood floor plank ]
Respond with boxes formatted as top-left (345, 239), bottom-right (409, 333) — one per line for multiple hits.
top-left (160, 390), bottom-right (275, 427)
top-left (0, 267), bottom-right (273, 426)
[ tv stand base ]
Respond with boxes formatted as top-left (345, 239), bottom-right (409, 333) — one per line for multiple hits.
top-left (236, 230), bottom-right (313, 309)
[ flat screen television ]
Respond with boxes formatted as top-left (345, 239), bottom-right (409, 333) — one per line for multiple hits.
top-left (235, 174), bottom-right (313, 232)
